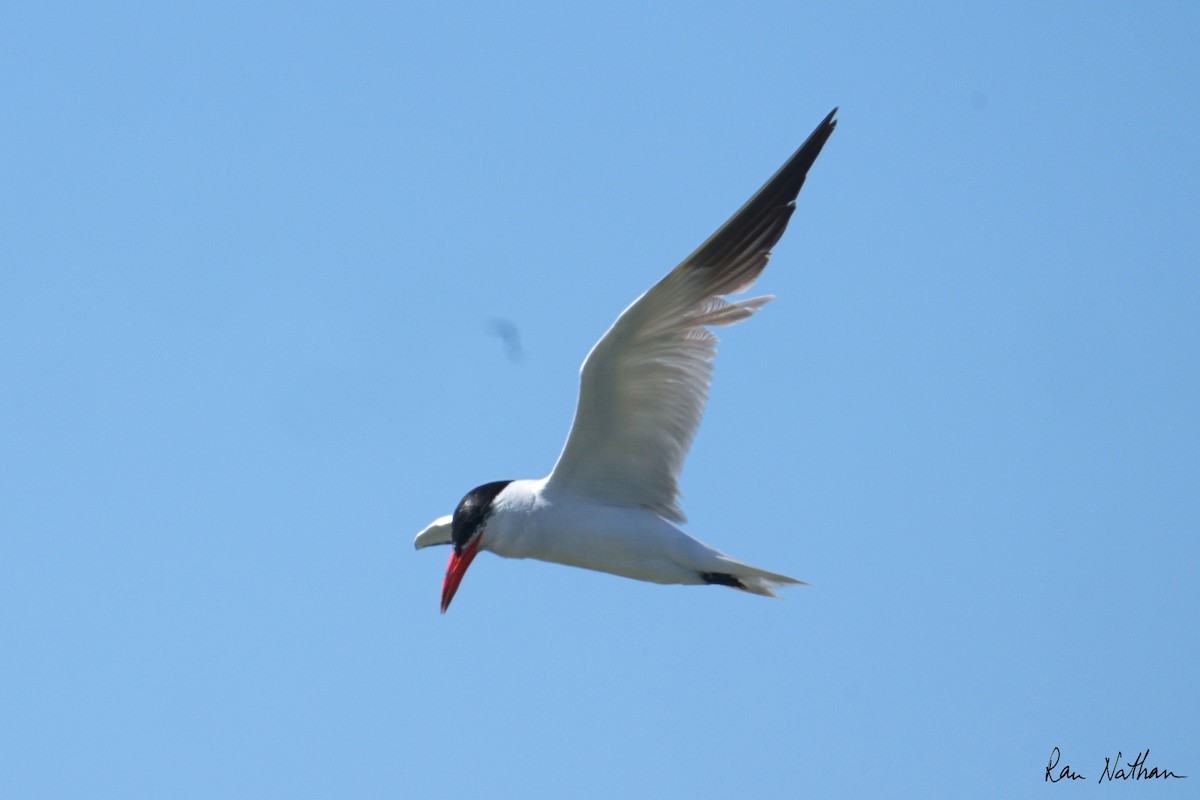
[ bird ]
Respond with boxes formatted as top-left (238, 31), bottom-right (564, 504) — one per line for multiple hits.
top-left (415, 109), bottom-right (837, 612)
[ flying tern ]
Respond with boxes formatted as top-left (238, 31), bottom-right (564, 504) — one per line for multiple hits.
top-left (416, 109), bottom-right (837, 612)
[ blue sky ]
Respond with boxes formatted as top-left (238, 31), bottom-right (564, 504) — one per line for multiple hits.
top-left (2, 1), bottom-right (1197, 797)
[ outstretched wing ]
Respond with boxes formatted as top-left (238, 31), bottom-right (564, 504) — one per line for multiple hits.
top-left (544, 109), bottom-right (837, 523)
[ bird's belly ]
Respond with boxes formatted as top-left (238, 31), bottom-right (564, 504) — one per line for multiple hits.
top-left (539, 529), bottom-right (700, 585)
top-left (489, 504), bottom-right (705, 585)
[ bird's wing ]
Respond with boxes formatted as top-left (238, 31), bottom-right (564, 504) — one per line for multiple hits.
top-left (544, 109), bottom-right (837, 523)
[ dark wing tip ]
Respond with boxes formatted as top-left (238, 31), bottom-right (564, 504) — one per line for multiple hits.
top-left (678, 108), bottom-right (838, 274)
top-left (778, 108), bottom-right (838, 193)
top-left (700, 571), bottom-right (749, 590)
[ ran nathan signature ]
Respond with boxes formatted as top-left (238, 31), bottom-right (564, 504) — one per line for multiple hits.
top-left (1045, 747), bottom-right (1187, 784)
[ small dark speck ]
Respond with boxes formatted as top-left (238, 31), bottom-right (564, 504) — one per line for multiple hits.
top-left (969, 90), bottom-right (988, 111)
top-left (486, 318), bottom-right (524, 362)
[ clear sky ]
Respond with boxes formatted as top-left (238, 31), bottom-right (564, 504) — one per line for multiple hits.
top-left (2, 1), bottom-right (1197, 797)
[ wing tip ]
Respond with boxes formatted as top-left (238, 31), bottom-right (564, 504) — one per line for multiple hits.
top-left (414, 515), bottom-right (454, 549)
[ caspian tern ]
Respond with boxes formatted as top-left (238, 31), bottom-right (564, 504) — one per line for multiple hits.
top-left (416, 109), bottom-right (837, 612)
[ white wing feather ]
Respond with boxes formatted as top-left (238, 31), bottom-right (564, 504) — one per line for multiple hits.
top-left (545, 110), bottom-right (838, 522)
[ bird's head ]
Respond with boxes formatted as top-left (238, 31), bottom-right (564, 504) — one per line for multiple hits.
top-left (439, 480), bottom-right (513, 613)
